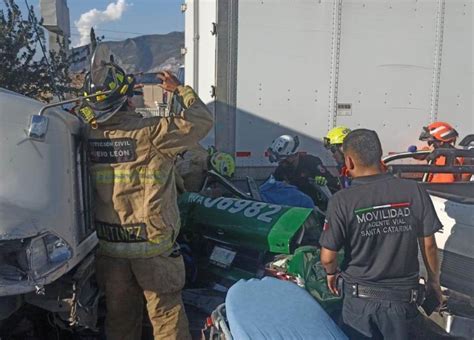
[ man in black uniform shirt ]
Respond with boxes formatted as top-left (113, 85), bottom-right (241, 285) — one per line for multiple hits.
top-left (319, 129), bottom-right (443, 340)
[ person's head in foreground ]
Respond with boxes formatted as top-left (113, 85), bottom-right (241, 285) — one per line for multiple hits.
top-left (342, 128), bottom-right (384, 178)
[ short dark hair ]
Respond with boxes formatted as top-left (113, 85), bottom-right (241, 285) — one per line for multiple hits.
top-left (342, 129), bottom-right (383, 167)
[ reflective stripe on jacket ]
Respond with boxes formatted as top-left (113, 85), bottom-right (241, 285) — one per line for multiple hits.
top-left (87, 85), bottom-right (213, 258)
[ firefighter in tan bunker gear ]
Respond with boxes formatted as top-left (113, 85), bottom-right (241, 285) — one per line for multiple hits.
top-left (175, 145), bottom-right (236, 193)
top-left (84, 67), bottom-right (213, 339)
top-left (175, 144), bottom-right (210, 193)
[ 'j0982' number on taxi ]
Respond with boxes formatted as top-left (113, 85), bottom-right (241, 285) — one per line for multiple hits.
top-left (187, 194), bottom-right (283, 223)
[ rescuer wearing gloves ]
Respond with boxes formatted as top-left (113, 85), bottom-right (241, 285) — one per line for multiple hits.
top-left (320, 129), bottom-right (443, 340)
top-left (81, 61), bottom-right (213, 340)
top-left (267, 135), bottom-right (340, 195)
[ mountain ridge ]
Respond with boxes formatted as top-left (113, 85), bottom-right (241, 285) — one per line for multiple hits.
top-left (71, 31), bottom-right (184, 74)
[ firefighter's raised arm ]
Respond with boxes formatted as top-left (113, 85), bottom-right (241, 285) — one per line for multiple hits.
top-left (149, 71), bottom-right (213, 156)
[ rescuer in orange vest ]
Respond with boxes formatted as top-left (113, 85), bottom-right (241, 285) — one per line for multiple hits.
top-left (418, 122), bottom-right (470, 183)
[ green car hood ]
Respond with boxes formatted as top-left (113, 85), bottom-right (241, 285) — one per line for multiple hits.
top-left (179, 193), bottom-right (314, 254)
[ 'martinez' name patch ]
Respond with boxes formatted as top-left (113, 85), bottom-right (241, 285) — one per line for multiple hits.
top-left (88, 138), bottom-right (137, 163)
top-left (95, 221), bottom-right (147, 243)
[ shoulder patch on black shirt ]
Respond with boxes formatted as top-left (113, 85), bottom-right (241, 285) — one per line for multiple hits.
top-left (88, 138), bottom-right (137, 164)
top-left (323, 219), bottom-right (329, 231)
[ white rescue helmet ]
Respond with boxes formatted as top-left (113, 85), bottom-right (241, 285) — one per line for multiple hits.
top-left (267, 135), bottom-right (300, 163)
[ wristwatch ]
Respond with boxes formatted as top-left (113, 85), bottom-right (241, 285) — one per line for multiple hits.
top-left (324, 268), bottom-right (339, 276)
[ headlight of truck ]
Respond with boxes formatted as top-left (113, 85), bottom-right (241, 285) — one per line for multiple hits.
top-left (28, 234), bottom-right (72, 279)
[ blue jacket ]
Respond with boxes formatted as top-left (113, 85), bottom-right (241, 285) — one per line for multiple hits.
top-left (260, 176), bottom-right (315, 209)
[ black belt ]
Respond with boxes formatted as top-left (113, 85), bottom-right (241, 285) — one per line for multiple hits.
top-left (344, 283), bottom-right (419, 303)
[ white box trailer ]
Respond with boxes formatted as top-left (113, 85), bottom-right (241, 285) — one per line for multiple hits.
top-left (183, 2), bottom-right (474, 336)
top-left (183, 0), bottom-right (473, 179)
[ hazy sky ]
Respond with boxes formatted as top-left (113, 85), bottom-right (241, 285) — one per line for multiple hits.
top-left (1, 0), bottom-right (184, 46)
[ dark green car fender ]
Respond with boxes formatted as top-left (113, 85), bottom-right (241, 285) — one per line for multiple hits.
top-left (178, 192), bottom-right (316, 254)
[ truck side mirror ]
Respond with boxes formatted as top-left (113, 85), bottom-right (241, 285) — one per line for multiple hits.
top-left (26, 89), bottom-right (112, 142)
top-left (27, 115), bottom-right (49, 141)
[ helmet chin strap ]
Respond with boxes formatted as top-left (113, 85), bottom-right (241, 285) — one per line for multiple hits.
top-left (267, 149), bottom-right (279, 163)
top-left (292, 135), bottom-right (300, 153)
top-left (430, 140), bottom-right (453, 148)
top-left (78, 105), bottom-right (99, 129)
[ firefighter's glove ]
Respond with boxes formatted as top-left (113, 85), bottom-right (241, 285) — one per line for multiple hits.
top-left (314, 176), bottom-right (327, 186)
